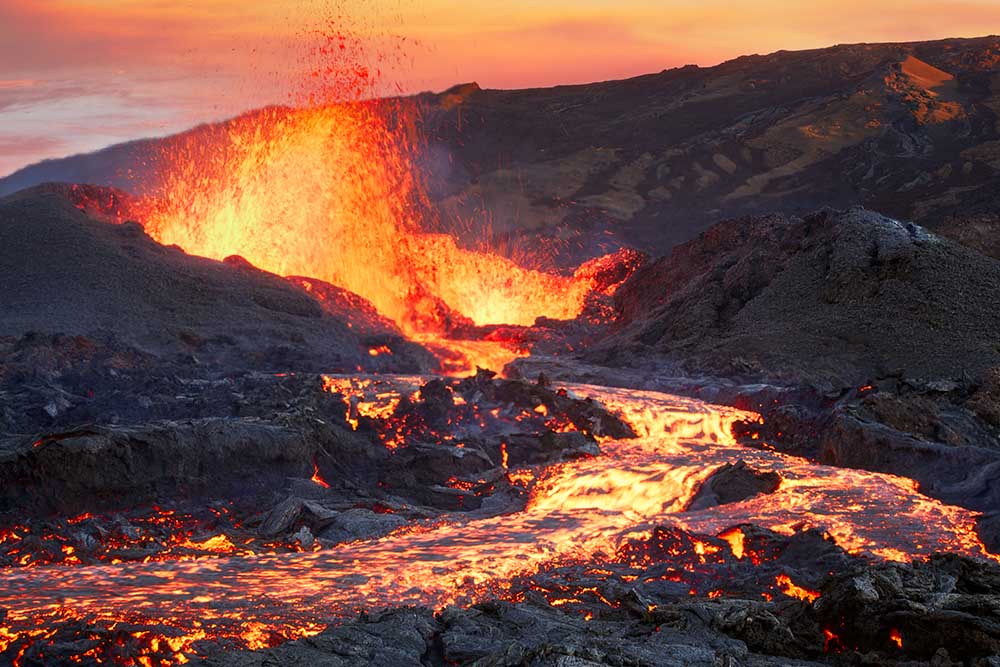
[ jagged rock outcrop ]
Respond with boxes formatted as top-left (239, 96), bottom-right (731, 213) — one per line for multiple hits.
top-left (592, 208), bottom-right (1000, 387)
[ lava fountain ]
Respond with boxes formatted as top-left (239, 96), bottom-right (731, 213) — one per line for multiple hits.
top-left (141, 102), bottom-right (593, 336)
top-left (107, 8), bottom-right (618, 373)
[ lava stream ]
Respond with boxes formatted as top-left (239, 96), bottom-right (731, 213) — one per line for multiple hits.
top-left (1, 382), bottom-right (994, 663)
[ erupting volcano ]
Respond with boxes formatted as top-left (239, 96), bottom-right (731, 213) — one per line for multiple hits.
top-left (111, 46), bottom-right (609, 375)
top-left (2, 5), bottom-right (1000, 667)
top-left (141, 103), bottom-right (594, 336)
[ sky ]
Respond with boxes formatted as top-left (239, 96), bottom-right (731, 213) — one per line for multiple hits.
top-left (2, 0), bottom-right (1000, 176)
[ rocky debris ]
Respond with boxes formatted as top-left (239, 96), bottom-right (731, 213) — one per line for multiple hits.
top-left (256, 498), bottom-right (340, 537)
top-left (813, 555), bottom-right (1000, 661)
top-left (531, 524), bottom-right (850, 609)
top-left (188, 602), bottom-right (823, 667)
top-left (0, 338), bottom-right (376, 436)
top-left (593, 208), bottom-right (1000, 387)
top-left (360, 371), bottom-right (634, 510)
top-left (0, 187), bottom-right (435, 374)
top-left (969, 367), bottom-right (1000, 428)
top-left (285, 275), bottom-right (403, 336)
top-left (315, 508), bottom-right (409, 544)
top-left (0, 417), bottom-right (355, 515)
top-left (733, 378), bottom-right (1000, 547)
top-left (0, 371), bottom-right (630, 565)
top-left (5, 521), bottom-right (998, 666)
top-left (685, 461), bottom-right (782, 511)
top-left (0, 501), bottom-right (313, 568)
top-left (194, 607), bottom-right (440, 667)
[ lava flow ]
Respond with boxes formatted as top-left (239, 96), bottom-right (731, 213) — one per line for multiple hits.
top-left (1, 380), bottom-right (994, 665)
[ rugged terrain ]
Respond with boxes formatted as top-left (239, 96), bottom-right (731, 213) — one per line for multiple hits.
top-left (590, 207), bottom-right (1000, 386)
top-left (517, 206), bottom-right (1000, 559)
top-left (2, 36), bottom-right (1000, 667)
top-left (4, 37), bottom-right (1000, 262)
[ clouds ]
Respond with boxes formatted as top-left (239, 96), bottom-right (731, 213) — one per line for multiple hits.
top-left (0, 135), bottom-right (69, 178)
top-left (0, 70), bottom-right (265, 178)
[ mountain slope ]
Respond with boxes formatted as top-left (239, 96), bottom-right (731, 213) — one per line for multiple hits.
top-left (589, 208), bottom-right (1000, 386)
top-left (3, 37), bottom-right (1000, 261)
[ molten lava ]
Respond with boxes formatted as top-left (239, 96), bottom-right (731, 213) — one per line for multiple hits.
top-left (1, 380), bottom-right (995, 665)
top-left (132, 101), bottom-right (595, 373)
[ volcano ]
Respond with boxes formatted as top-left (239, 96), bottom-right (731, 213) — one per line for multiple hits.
top-left (2, 35), bottom-right (1000, 667)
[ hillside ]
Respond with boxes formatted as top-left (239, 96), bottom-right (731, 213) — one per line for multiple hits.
top-left (3, 37), bottom-right (1000, 262)
top-left (0, 186), bottom-right (433, 373)
top-left (589, 207), bottom-right (1000, 386)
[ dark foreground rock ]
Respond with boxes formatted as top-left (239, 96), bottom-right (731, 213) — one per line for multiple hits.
top-left (685, 460), bottom-right (782, 511)
top-left (0, 371), bottom-right (630, 567)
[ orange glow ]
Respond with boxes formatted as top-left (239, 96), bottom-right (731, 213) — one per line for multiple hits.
top-left (6, 0), bottom-right (1000, 179)
top-left (775, 573), bottom-right (819, 602)
top-left (718, 527), bottom-right (745, 560)
top-left (177, 534), bottom-right (237, 553)
top-left (823, 628), bottom-right (840, 652)
top-left (890, 628), bottom-right (903, 648)
top-left (311, 462), bottom-right (331, 488)
top-left (1, 381), bottom-right (998, 665)
top-left (69, 5), bottom-right (608, 376)
top-left (135, 99), bottom-right (593, 374)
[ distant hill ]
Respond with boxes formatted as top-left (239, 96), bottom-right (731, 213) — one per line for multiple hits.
top-left (4, 36), bottom-right (1000, 261)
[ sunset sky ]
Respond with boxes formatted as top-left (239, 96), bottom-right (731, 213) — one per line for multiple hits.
top-left (2, 0), bottom-right (1000, 176)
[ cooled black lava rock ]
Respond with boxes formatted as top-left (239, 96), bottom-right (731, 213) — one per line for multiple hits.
top-left (183, 548), bottom-right (1000, 667)
top-left (594, 208), bottom-right (1000, 388)
top-left (685, 460), bottom-right (782, 511)
top-left (814, 554), bottom-right (1000, 660)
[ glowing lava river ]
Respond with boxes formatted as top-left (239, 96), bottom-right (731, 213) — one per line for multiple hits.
top-left (1, 378), bottom-right (995, 664)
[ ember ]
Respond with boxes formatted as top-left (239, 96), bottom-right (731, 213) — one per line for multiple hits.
top-left (310, 463), bottom-right (331, 489)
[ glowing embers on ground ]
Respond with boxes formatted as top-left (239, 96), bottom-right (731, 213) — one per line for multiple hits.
top-left (0, 504), bottom-right (319, 570)
top-left (319, 372), bottom-right (629, 455)
top-left (1, 382), bottom-right (996, 665)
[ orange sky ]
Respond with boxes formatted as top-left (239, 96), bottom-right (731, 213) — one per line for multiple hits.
top-left (2, 0), bottom-right (1000, 175)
